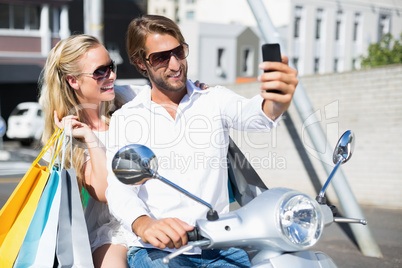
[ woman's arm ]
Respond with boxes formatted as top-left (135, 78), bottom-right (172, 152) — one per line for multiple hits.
top-left (82, 131), bottom-right (108, 202)
top-left (54, 111), bottom-right (108, 202)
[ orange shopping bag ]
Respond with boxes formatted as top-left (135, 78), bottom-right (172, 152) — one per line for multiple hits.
top-left (0, 129), bottom-right (63, 267)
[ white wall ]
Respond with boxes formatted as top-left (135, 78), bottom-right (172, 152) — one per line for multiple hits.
top-left (226, 64), bottom-right (402, 209)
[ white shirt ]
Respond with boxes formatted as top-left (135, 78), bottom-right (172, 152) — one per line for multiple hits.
top-left (105, 80), bottom-right (279, 251)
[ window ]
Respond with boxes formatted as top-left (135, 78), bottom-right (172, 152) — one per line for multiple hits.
top-left (315, 9), bottom-right (323, 40)
top-left (294, 6), bottom-right (302, 38)
top-left (241, 47), bottom-right (254, 77)
top-left (292, 57), bottom-right (299, 70)
top-left (0, 4), bottom-right (10, 28)
top-left (216, 48), bottom-right (227, 79)
top-left (314, 58), bottom-right (320, 73)
top-left (175, 7), bottom-right (180, 23)
top-left (378, 13), bottom-right (391, 41)
top-left (335, 10), bottom-right (343, 41)
top-left (217, 49), bottom-right (224, 68)
top-left (352, 58), bottom-right (360, 70)
top-left (13, 5), bottom-right (25, 29)
top-left (186, 10), bottom-right (195, 20)
top-left (334, 58), bottom-right (338, 72)
top-left (0, 3), bottom-right (40, 31)
top-left (353, 13), bottom-right (361, 42)
top-left (50, 7), bottom-right (60, 34)
top-left (28, 5), bottom-right (40, 30)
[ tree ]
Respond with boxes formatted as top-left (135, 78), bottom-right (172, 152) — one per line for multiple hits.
top-left (360, 33), bottom-right (402, 68)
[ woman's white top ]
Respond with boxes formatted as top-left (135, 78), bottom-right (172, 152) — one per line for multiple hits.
top-left (84, 130), bottom-right (137, 252)
top-left (85, 85), bottom-right (144, 252)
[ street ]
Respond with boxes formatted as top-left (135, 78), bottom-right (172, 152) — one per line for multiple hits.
top-left (0, 141), bottom-right (401, 267)
top-left (0, 140), bottom-right (40, 208)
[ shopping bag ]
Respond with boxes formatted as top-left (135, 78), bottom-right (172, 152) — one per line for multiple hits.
top-left (31, 168), bottom-right (62, 267)
top-left (55, 168), bottom-right (93, 267)
top-left (227, 137), bottom-right (268, 206)
top-left (14, 129), bottom-right (92, 267)
top-left (13, 131), bottom-right (65, 268)
top-left (55, 133), bottom-right (93, 267)
top-left (0, 129), bottom-right (63, 267)
top-left (13, 167), bottom-right (60, 267)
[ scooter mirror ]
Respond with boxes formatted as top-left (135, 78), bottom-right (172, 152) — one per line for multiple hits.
top-left (112, 144), bottom-right (158, 185)
top-left (333, 130), bottom-right (355, 165)
top-left (317, 130), bottom-right (356, 203)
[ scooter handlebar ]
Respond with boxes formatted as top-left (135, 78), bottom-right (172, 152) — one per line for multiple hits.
top-left (187, 227), bottom-right (203, 241)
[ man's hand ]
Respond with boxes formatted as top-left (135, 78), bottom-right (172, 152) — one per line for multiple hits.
top-left (258, 55), bottom-right (298, 121)
top-left (132, 215), bottom-right (194, 249)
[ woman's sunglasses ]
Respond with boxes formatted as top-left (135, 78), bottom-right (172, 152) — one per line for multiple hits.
top-left (144, 43), bottom-right (189, 67)
top-left (79, 61), bottom-right (116, 81)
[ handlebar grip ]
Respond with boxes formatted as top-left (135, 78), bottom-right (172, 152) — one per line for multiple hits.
top-left (186, 228), bottom-right (203, 241)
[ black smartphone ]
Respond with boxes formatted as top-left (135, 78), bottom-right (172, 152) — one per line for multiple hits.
top-left (262, 43), bottom-right (282, 71)
top-left (261, 43), bottom-right (282, 93)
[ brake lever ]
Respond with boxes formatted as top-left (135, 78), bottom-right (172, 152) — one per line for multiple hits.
top-left (334, 217), bottom-right (367, 225)
top-left (162, 240), bottom-right (211, 264)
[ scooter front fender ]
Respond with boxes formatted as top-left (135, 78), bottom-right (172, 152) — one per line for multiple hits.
top-left (251, 250), bottom-right (337, 268)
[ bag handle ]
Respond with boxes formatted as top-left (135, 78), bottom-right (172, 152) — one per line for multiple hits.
top-left (33, 128), bottom-right (63, 168)
top-left (49, 130), bottom-right (65, 171)
top-left (60, 123), bottom-right (73, 170)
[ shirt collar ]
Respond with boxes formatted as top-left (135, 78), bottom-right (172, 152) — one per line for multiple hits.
top-left (124, 83), bottom-right (151, 108)
top-left (124, 79), bottom-right (208, 109)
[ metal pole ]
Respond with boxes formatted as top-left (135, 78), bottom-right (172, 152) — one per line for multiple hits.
top-left (90, 0), bottom-right (104, 43)
top-left (247, 0), bottom-right (382, 258)
top-left (84, 0), bottom-right (90, 34)
top-left (83, 0), bottom-right (104, 43)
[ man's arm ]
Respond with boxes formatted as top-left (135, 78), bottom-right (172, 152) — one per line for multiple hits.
top-left (105, 110), bottom-right (150, 232)
top-left (258, 55), bottom-right (298, 121)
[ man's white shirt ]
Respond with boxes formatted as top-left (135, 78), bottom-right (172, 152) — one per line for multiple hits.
top-left (105, 80), bottom-right (279, 252)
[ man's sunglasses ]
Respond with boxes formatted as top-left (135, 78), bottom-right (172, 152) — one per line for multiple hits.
top-left (144, 43), bottom-right (189, 67)
top-left (79, 61), bottom-right (116, 81)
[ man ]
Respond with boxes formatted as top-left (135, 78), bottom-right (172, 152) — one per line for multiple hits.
top-left (106, 15), bottom-right (298, 267)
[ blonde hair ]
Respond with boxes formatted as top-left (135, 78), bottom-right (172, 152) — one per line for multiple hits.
top-left (38, 34), bottom-right (116, 190)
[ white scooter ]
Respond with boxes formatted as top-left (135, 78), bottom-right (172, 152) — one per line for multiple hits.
top-left (112, 130), bottom-right (367, 267)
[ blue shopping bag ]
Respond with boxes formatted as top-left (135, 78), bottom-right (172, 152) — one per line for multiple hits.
top-left (13, 168), bottom-right (60, 267)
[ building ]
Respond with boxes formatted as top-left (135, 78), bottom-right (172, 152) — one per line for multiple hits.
top-left (0, 0), bottom-right (72, 130)
top-left (147, 0), bottom-right (290, 27)
top-left (148, 0), bottom-right (402, 76)
top-left (0, 0), bottom-right (146, 135)
top-left (180, 22), bottom-right (260, 85)
top-left (289, 0), bottom-right (402, 75)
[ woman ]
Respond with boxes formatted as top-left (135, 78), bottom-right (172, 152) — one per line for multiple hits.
top-left (39, 34), bottom-right (207, 267)
top-left (39, 34), bottom-right (138, 268)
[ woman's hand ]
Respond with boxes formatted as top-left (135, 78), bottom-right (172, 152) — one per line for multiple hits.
top-left (54, 111), bottom-right (93, 141)
top-left (193, 80), bottom-right (209, 90)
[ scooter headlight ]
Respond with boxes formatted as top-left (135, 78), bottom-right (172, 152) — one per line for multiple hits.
top-left (278, 193), bottom-right (323, 249)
